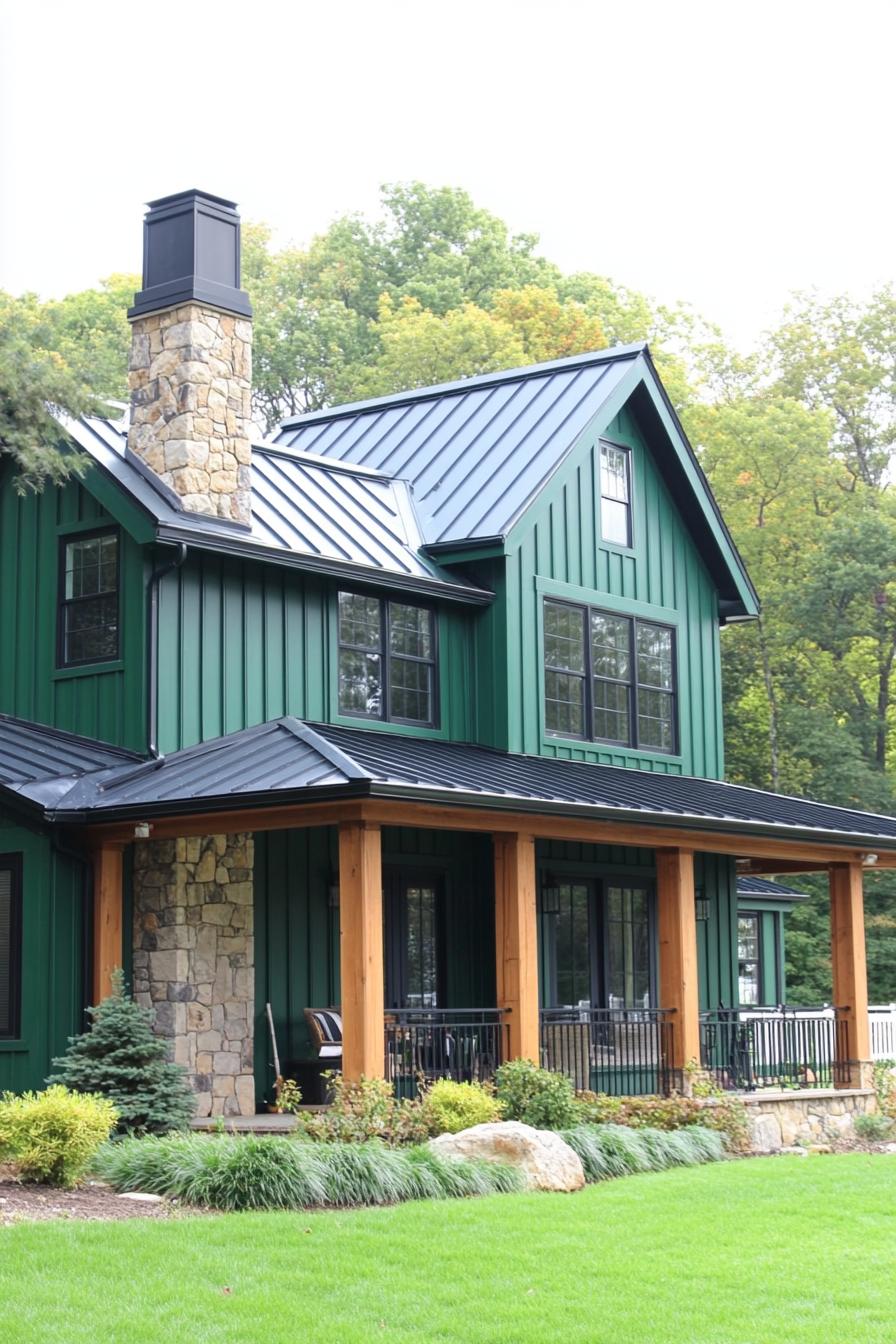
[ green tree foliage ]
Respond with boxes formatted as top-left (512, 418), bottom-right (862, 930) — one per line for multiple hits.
top-left (47, 970), bottom-right (195, 1135)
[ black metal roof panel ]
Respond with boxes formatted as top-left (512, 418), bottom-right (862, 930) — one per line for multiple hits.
top-left (274, 348), bottom-right (639, 546)
top-left (40, 715), bottom-right (896, 850)
top-left (736, 876), bottom-right (807, 900)
top-left (0, 715), bottom-right (139, 808)
top-left (60, 415), bottom-right (491, 604)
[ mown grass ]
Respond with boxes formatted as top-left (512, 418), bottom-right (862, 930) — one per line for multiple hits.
top-left (2, 1155), bottom-right (895, 1343)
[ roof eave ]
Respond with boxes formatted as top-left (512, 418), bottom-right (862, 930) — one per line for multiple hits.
top-left (52, 775), bottom-right (896, 851)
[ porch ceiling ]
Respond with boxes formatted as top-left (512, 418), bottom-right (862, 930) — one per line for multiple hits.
top-left (5, 713), bottom-right (892, 860)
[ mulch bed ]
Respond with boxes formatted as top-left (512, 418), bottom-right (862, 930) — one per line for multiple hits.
top-left (0, 1170), bottom-right (191, 1226)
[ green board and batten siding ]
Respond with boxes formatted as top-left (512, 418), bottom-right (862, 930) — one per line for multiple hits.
top-left (0, 810), bottom-right (85, 1092)
top-left (0, 467), bottom-right (146, 751)
top-left (478, 403), bottom-right (725, 778)
top-left (155, 555), bottom-right (476, 753)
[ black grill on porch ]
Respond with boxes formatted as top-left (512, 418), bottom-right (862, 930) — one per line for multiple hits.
top-left (699, 1006), bottom-right (850, 1091)
top-left (384, 1009), bottom-right (509, 1098)
top-left (540, 1007), bottom-right (676, 1097)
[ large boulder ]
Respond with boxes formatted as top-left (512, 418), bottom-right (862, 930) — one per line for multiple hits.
top-left (429, 1120), bottom-right (584, 1192)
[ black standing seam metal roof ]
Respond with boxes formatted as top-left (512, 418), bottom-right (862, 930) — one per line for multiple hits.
top-left (736, 876), bottom-right (807, 900)
top-left (7, 714), bottom-right (893, 849)
top-left (0, 715), bottom-right (140, 809)
top-left (59, 415), bottom-right (492, 605)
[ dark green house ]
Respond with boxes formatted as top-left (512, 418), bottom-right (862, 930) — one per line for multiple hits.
top-left (1, 189), bottom-right (891, 1112)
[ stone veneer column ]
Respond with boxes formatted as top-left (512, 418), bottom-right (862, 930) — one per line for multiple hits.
top-left (128, 303), bottom-right (253, 523)
top-left (132, 833), bottom-right (255, 1117)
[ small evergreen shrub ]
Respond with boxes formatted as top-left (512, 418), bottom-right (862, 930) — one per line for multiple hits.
top-left (422, 1079), bottom-right (501, 1135)
top-left (295, 1075), bottom-right (428, 1146)
top-left (560, 1122), bottom-right (725, 1183)
top-left (0, 1085), bottom-right (118, 1187)
top-left (93, 1133), bottom-right (523, 1210)
top-left (854, 1112), bottom-right (894, 1141)
top-left (47, 969), bottom-right (195, 1135)
top-left (495, 1059), bottom-right (578, 1129)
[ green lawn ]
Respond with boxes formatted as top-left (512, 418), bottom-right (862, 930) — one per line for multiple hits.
top-left (2, 1156), bottom-right (895, 1343)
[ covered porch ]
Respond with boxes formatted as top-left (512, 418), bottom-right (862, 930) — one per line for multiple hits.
top-left (84, 741), bottom-right (885, 1114)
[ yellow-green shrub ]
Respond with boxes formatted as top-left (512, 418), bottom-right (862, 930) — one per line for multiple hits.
top-left (0, 1085), bottom-right (118, 1187)
top-left (422, 1079), bottom-right (501, 1135)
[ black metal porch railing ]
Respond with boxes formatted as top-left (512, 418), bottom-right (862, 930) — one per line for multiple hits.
top-left (384, 1009), bottom-right (509, 1098)
top-left (540, 1007), bottom-right (675, 1097)
top-left (699, 1006), bottom-right (850, 1091)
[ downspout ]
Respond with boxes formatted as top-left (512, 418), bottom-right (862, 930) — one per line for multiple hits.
top-left (146, 542), bottom-right (188, 759)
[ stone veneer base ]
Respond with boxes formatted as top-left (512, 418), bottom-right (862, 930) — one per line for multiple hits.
top-left (132, 833), bottom-right (255, 1118)
top-left (717, 1087), bottom-right (878, 1151)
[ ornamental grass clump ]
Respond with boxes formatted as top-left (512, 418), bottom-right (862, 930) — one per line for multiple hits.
top-left (0, 1085), bottom-right (118, 1187)
top-left (559, 1123), bottom-right (725, 1183)
top-left (93, 1133), bottom-right (523, 1210)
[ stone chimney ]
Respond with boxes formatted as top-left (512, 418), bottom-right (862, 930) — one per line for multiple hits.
top-left (127, 190), bottom-right (253, 525)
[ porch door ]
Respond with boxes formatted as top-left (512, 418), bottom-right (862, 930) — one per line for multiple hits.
top-left (541, 878), bottom-right (654, 1010)
top-left (384, 870), bottom-right (445, 1010)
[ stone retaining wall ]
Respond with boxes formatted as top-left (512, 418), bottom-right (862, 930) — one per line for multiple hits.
top-left (132, 833), bottom-right (255, 1118)
top-left (738, 1088), bottom-right (876, 1151)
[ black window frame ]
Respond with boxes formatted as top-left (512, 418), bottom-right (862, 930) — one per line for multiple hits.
top-left (337, 590), bottom-right (439, 729)
top-left (543, 597), bottom-right (678, 754)
top-left (737, 911), bottom-right (763, 1007)
top-left (0, 853), bottom-right (23, 1041)
top-left (599, 440), bottom-right (633, 549)
top-left (539, 870), bottom-right (657, 1012)
top-left (56, 526), bottom-right (121, 669)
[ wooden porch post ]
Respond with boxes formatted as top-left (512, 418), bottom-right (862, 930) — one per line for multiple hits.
top-left (338, 820), bottom-right (385, 1081)
top-left (91, 842), bottom-right (125, 1003)
top-left (493, 831), bottom-right (539, 1063)
top-left (656, 847), bottom-right (700, 1076)
top-left (829, 862), bottom-right (871, 1088)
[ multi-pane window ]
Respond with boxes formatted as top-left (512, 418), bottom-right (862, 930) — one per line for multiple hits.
top-left (600, 442), bottom-right (632, 547)
top-left (545, 881), bottom-right (592, 1008)
top-left (607, 885), bottom-right (652, 1010)
top-left (58, 530), bottom-right (119, 667)
top-left (737, 914), bottom-right (761, 1005)
top-left (0, 857), bottom-right (22, 1040)
top-left (544, 599), bottom-right (677, 752)
top-left (338, 592), bottom-right (437, 726)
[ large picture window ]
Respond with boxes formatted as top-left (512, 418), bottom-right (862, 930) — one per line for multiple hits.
top-left (58, 529), bottom-right (120, 667)
top-left (0, 856), bottom-right (22, 1040)
top-left (544, 599), bottom-right (677, 752)
top-left (338, 592), bottom-right (437, 726)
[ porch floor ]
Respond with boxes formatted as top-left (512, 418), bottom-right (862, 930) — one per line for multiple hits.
top-left (190, 1108), bottom-right (326, 1133)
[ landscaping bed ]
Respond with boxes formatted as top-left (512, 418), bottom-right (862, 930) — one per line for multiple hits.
top-left (0, 1172), bottom-right (179, 1226)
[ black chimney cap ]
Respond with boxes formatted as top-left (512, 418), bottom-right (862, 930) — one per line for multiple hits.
top-left (128, 189), bottom-right (252, 319)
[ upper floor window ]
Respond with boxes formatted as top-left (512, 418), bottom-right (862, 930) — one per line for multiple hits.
top-left (58, 529), bottom-right (120, 667)
top-left (543, 598), bottom-right (677, 753)
top-left (600, 442), bottom-right (632, 547)
top-left (338, 591), bottom-right (437, 726)
top-left (0, 856), bottom-right (22, 1040)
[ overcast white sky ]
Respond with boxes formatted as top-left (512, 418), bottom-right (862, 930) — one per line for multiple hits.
top-left (1, 0), bottom-right (894, 349)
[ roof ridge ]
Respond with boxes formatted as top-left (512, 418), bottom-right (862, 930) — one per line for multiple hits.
top-left (276, 343), bottom-right (647, 430)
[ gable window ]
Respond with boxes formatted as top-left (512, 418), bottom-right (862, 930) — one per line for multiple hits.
top-left (600, 442), bottom-right (632, 547)
top-left (0, 856), bottom-right (22, 1040)
top-left (544, 598), bottom-right (677, 753)
top-left (338, 591), bottom-right (437, 726)
top-left (58, 530), bottom-right (120, 667)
